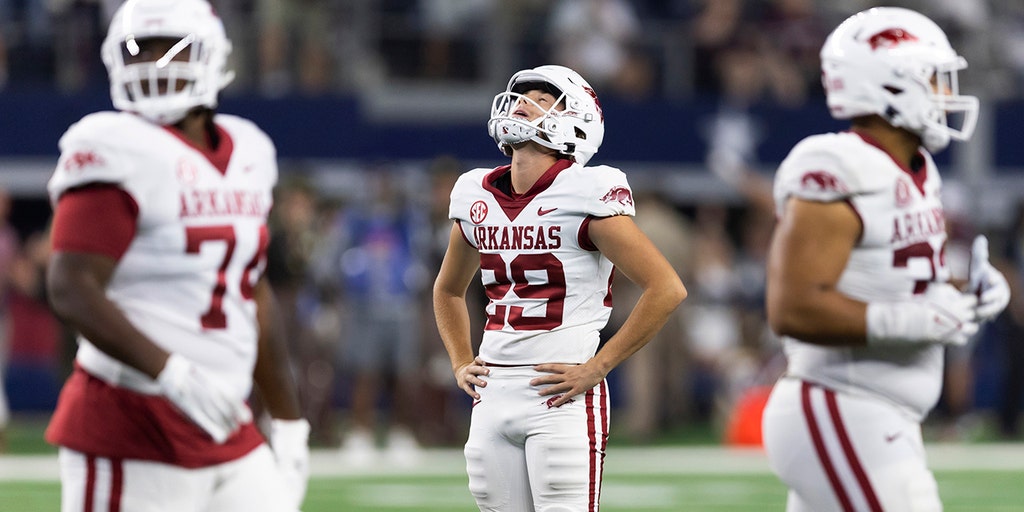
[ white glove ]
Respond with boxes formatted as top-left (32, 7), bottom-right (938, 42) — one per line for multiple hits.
top-left (156, 353), bottom-right (252, 443)
top-left (270, 418), bottom-right (311, 510)
top-left (867, 283), bottom-right (979, 346)
top-left (969, 235), bottom-right (1011, 322)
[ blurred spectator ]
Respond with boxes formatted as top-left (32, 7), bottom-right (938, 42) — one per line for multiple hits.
top-left (934, 183), bottom-right (985, 440)
top-left (611, 191), bottom-right (694, 441)
top-left (265, 176), bottom-right (336, 445)
top-left (49, 0), bottom-right (114, 91)
top-left (418, 0), bottom-right (494, 80)
top-left (701, 101), bottom-right (783, 444)
top-left (5, 229), bottom-right (63, 417)
top-left (0, 0), bottom-right (9, 90)
top-left (995, 200), bottom-right (1024, 439)
top-left (322, 170), bottom-right (430, 464)
top-left (995, 0), bottom-right (1024, 97)
top-left (1, 0), bottom-right (57, 88)
top-left (755, 0), bottom-right (828, 106)
top-left (691, 0), bottom-right (826, 106)
top-left (689, 0), bottom-right (745, 99)
top-left (0, 188), bottom-right (18, 449)
top-left (683, 202), bottom-right (742, 422)
top-left (256, 0), bottom-right (335, 96)
top-left (546, 0), bottom-right (652, 96)
top-left (414, 156), bottom-right (482, 445)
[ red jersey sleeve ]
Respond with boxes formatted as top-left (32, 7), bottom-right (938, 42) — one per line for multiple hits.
top-left (51, 184), bottom-right (139, 261)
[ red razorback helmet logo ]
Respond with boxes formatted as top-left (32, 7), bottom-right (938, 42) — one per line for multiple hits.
top-left (868, 28), bottom-right (918, 50)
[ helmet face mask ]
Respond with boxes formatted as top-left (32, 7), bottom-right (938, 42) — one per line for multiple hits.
top-left (102, 0), bottom-right (234, 125)
top-left (488, 65), bottom-right (605, 166)
top-left (819, 7), bottom-right (978, 152)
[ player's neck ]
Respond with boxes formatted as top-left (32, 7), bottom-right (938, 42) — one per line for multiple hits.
top-left (174, 111), bottom-right (216, 151)
top-left (510, 145), bottom-right (558, 195)
top-left (851, 120), bottom-right (922, 167)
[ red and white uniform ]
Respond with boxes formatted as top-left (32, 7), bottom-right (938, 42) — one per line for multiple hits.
top-left (762, 131), bottom-right (948, 511)
top-left (448, 160), bottom-right (632, 511)
top-left (45, 111), bottom-right (289, 511)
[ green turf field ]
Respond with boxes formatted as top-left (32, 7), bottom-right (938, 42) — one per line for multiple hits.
top-left (3, 417), bottom-right (1023, 511)
top-left (3, 445), bottom-right (1024, 511)
top-left (3, 470), bottom-right (1024, 511)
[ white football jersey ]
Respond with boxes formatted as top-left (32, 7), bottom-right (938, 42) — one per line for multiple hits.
top-left (49, 111), bottom-right (277, 403)
top-left (449, 160), bottom-right (635, 365)
top-left (773, 131), bottom-right (948, 420)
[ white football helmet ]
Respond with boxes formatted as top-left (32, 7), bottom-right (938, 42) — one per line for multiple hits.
top-left (820, 7), bottom-right (978, 152)
top-left (488, 65), bottom-right (605, 165)
top-left (101, 0), bottom-right (234, 125)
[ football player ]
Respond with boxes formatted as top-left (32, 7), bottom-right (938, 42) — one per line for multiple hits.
top-left (433, 64), bottom-right (688, 511)
top-left (761, 7), bottom-right (1011, 511)
top-left (43, 1), bottom-right (309, 510)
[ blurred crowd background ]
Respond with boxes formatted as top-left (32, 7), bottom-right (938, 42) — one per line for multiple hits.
top-left (2, 0), bottom-right (1024, 461)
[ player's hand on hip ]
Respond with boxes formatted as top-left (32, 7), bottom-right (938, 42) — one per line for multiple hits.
top-left (156, 353), bottom-right (252, 443)
top-left (270, 418), bottom-right (311, 510)
top-left (969, 235), bottom-right (1011, 322)
top-left (455, 356), bottom-right (489, 400)
top-left (531, 362), bottom-right (604, 408)
top-left (867, 282), bottom-right (979, 346)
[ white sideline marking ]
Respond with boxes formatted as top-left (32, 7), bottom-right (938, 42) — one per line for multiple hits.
top-left (346, 483), bottom-right (678, 509)
top-left (2, 444), bottom-right (1024, 482)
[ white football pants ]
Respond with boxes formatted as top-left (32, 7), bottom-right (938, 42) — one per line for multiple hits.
top-left (58, 444), bottom-right (294, 512)
top-left (762, 377), bottom-right (942, 512)
top-left (464, 366), bottom-right (609, 512)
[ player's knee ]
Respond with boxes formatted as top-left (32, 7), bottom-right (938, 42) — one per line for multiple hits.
top-left (538, 443), bottom-right (589, 492)
top-left (464, 446), bottom-right (495, 506)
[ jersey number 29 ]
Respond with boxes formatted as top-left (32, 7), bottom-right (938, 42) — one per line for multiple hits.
top-left (481, 253), bottom-right (566, 331)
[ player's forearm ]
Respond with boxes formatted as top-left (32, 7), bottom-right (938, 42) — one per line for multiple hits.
top-left (767, 283), bottom-right (869, 346)
top-left (252, 280), bottom-right (302, 420)
top-left (591, 283), bottom-right (686, 374)
top-left (433, 292), bottom-right (476, 372)
top-left (47, 262), bottom-right (169, 378)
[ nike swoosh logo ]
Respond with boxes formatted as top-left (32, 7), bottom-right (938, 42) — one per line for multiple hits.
top-left (537, 207), bottom-right (557, 216)
top-left (885, 432), bottom-right (901, 443)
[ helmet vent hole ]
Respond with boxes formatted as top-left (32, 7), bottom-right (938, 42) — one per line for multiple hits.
top-left (575, 127), bottom-right (587, 140)
top-left (884, 86), bottom-right (903, 95)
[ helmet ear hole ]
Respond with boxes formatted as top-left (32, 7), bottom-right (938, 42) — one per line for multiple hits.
top-left (574, 127), bottom-right (587, 140)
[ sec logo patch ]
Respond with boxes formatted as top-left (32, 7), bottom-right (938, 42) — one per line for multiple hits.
top-left (895, 179), bottom-right (912, 207)
top-left (470, 200), bottom-right (488, 224)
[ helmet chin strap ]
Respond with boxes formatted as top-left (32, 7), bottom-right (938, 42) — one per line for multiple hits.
top-left (920, 127), bottom-right (950, 152)
top-left (884, 100), bottom-right (953, 153)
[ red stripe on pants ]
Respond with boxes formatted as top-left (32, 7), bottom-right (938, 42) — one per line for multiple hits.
top-left (801, 381), bottom-right (855, 511)
top-left (84, 455), bottom-right (96, 512)
top-left (586, 380), bottom-right (610, 512)
top-left (108, 458), bottom-right (124, 512)
top-left (824, 389), bottom-right (883, 512)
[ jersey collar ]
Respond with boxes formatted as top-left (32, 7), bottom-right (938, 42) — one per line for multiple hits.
top-left (482, 159), bottom-right (573, 221)
top-left (164, 123), bottom-right (234, 176)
